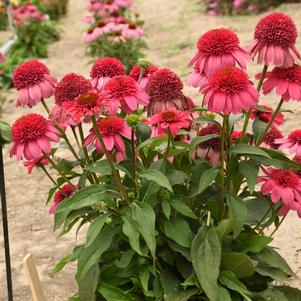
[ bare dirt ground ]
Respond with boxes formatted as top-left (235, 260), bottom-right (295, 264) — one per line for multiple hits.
top-left (0, 0), bottom-right (301, 300)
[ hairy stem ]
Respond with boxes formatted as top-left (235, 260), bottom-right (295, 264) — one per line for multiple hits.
top-left (131, 128), bottom-right (138, 198)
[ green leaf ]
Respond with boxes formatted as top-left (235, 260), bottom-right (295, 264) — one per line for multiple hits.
top-left (229, 114), bottom-right (244, 131)
top-left (98, 282), bottom-right (140, 301)
top-left (137, 136), bottom-right (167, 150)
top-left (192, 116), bottom-right (220, 126)
top-left (139, 169), bottom-right (173, 192)
top-left (162, 200), bottom-right (171, 219)
top-left (257, 247), bottom-right (294, 276)
top-left (77, 225), bottom-right (119, 282)
top-left (221, 252), bottom-right (255, 279)
top-left (122, 215), bottom-right (144, 256)
top-left (218, 286), bottom-right (232, 301)
top-left (219, 271), bottom-right (252, 300)
top-left (170, 199), bottom-right (197, 219)
top-left (52, 246), bottom-right (83, 275)
top-left (252, 118), bottom-right (267, 143)
top-left (226, 194), bottom-right (247, 238)
top-left (245, 196), bottom-right (272, 226)
top-left (238, 161), bottom-right (259, 194)
top-left (277, 286), bottom-right (301, 301)
top-left (132, 202), bottom-right (156, 259)
top-left (191, 226), bottom-right (221, 301)
top-left (256, 265), bottom-right (288, 281)
top-left (0, 119), bottom-right (11, 143)
top-left (191, 134), bottom-right (220, 148)
top-left (189, 166), bottom-right (219, 197)
top-left (86, 214), bottom-right (109, 247)
top-left (136, 123), bottom-right (152, 142)
top-left (255, 288), bottom-right (288, 301)
top-left (79, 263), bottom-right (100, 301)
top-left (229, 144), bottom-right (270, 158)
top-left (115, 250), bottom-right (135, 269)
top-left (239, 234), bottom-right (273, 253)
top-left (216, 219), bottom-right (232, 241)
top-left (164, 218), bottom-right (194, 248)
top-left (166, 170), bottom-right (189, 186)
top-left (85, 160), bottom-right (112, 175)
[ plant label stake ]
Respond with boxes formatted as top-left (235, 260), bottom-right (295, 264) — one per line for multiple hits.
top-left (0, 133), bottom-right (14, 301)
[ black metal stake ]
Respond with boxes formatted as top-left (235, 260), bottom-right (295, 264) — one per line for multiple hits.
top-left (0, 137), bottom-right (13, 301)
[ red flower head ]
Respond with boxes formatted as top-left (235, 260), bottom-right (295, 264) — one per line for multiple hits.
top-left (200, 67), bottom-right (259, 114)
top-left (231, 131), bottom-right (243, 143)
top-left (62, 91), bottom-right (109, 123)
top-left (129, 65), bottom-right (158, 88)
top-left (249, 13), bottom-right (300, 67)
top-left (49, 183), bottom-right (77, 214)
top-left (51, 73), bottom-right (92, 128)
top-left (10, 113), bottom-right (59, 160)
top-left (189, 28), bottom-right (251, 77)
top-left (259, 167), bottom-right (301, 213)
top-left (90, 57), bottom-right (125, 90)
top-left (23, 157), bottom-right (48, 174)
top-left (13, 60), bottom-right (57, 108)
top-left (276, 129), bottom-right (301, 156)
top-left (145, 68), bottom-right (194, 115)
top-left (103, 75), bottom-right (149, 114)
top-left (261, 65), bottom-right (301, 101)
top-left (84, 116), bottom-right (131, 161)
top-left (196, 124), bottom-right (221, 166)
top-left (149, 108), bottom-right (191, 137)
top-left (263, 126), bottom-right (283, 149)
top-left (294, 156), bottom-right (301, 177)
top-left (251, 105), bottom-right (284, 125)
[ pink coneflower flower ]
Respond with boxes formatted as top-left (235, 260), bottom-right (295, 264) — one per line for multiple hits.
top-left (145, 68), bottom-right (194, 115)
top-left (129, 65), bottom-right (158, 88)
top-left (231, 131), bottom-right (243, 143)
top-left (51, 73), bottom-right (92, 128)
top-left (62, 92), bottom-right (108, 123)
top-left (90, 57), bottom-right (125, 90)
top-left (200, 67), bottom-right (259, 114)
top-left (49, 184), bottom-right (76, 214)
top-left (276, 129), bottom-right (301, 156)
top-left (115, 0), bottom-right (132, 8)
top-left (258, 167), bottom-right (301, 211)
top-left (10, 114), bottom-right (59, 160)
top-left (261, 65), bottom-right (301, 101)
top-left (251, 105), bottom-right (284, 125)
top-left (103, 75), bottom-right (149, 114)
top-left (149, 109), bottom-right (191, 137)
top-left (121, 24), bottom-right (144, 39)
top-left (23, 157), bottom-right (48, 174)
top-left (85, 116), bottom-right (131, 161)
top-left (189, 28), bottom-right (251, 77)
top-left (13, 60), bottom-right (57, 108)
top-left (196, 124), bottom-right (221, 166)
top-left (263, 126), bottom-right (283, 149)
top-left (187, 65), bottom-right (208, 89)
top-left (249, 13), bottom-right (300, 67)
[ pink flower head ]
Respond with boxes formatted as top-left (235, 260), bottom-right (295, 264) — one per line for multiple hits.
top-left (276, 129), bottom-right (301, 156)
top-left (103, 75), bottom-right (149, 114)
top-left (84, 116), bottom-right (131, 161)
top-left (13, 60), bottom-right (57, 108)
top-left (259, 167), bottom-right (301, 212)
top-left (249, 13), bottom-right (300, 67)
top-left (145, 68), bottom-right (194, 115)
top-left (51, 73), bottom-right (92, 128)
top-left (200, 67), bottom-right (259, 114)
top-left (63, 92), bottom-right (109, 123)
top-left (23, 157), bottom-right (48, 174)
top-left (187, 64), bottom-right (208, 89)
top-left (90, 57), bottom-right (125, 90)
top-left (189, 28), bottom-right (251, 77)
top-left (149, 108), bottom-right (191, 137)
top-left (263, 126), bottom-right (283, 149)
top-left (129, 65), bottom-right (158, 88)
top-left (251, 105), bottom-right (284, 125)
top-left (233, 0), bottom-right (244, 10)
top-left (121, 24), bottom-right (144, 39)
top-left (49, 184), bottom-right (76, 214)
top-left (196, 124), bottom-right (221, 166)
top-left (10, 114), bottom-right (59, 160)
top-left (261, 65), bottom-right (301, 101)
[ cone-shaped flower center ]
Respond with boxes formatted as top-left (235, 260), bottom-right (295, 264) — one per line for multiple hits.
top-left (97, 116), bottom-right (125, 136)
top-left (270, 169), bottom-right (300, 188)
top-left (91, 58), bottom-right (125, 78)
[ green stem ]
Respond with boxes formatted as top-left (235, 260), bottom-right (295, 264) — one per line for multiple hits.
top-left (164, 130), bottom-right (172, 161)
top-left (270, 215), bottom-right (287, 237)
top-left (138, 68), bottom-right (145, 84)
top-left (41, 99), bottom-right (50, 114)
top-left (41, 165), bottom-right (59, 187)
top-left (91, 116), bottom-right (130, 204)
top-left (253, 202), bottom-right (274, 233)
top-left (71, 126), bottom-right (81, 150)
top-left (256, 98), bottom-right (284, 146)
top-left (219, 115), bottom-right (227, 220)
top-left (46, 155), bottom-right (75, 189)
top-left (131, 128), bottom-right (138, 198)
top-left (241, 64), bottom-right (268, 140)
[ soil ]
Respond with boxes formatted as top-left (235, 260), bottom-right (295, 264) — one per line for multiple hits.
top-left (0, 0), bottom-right (301, 300)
